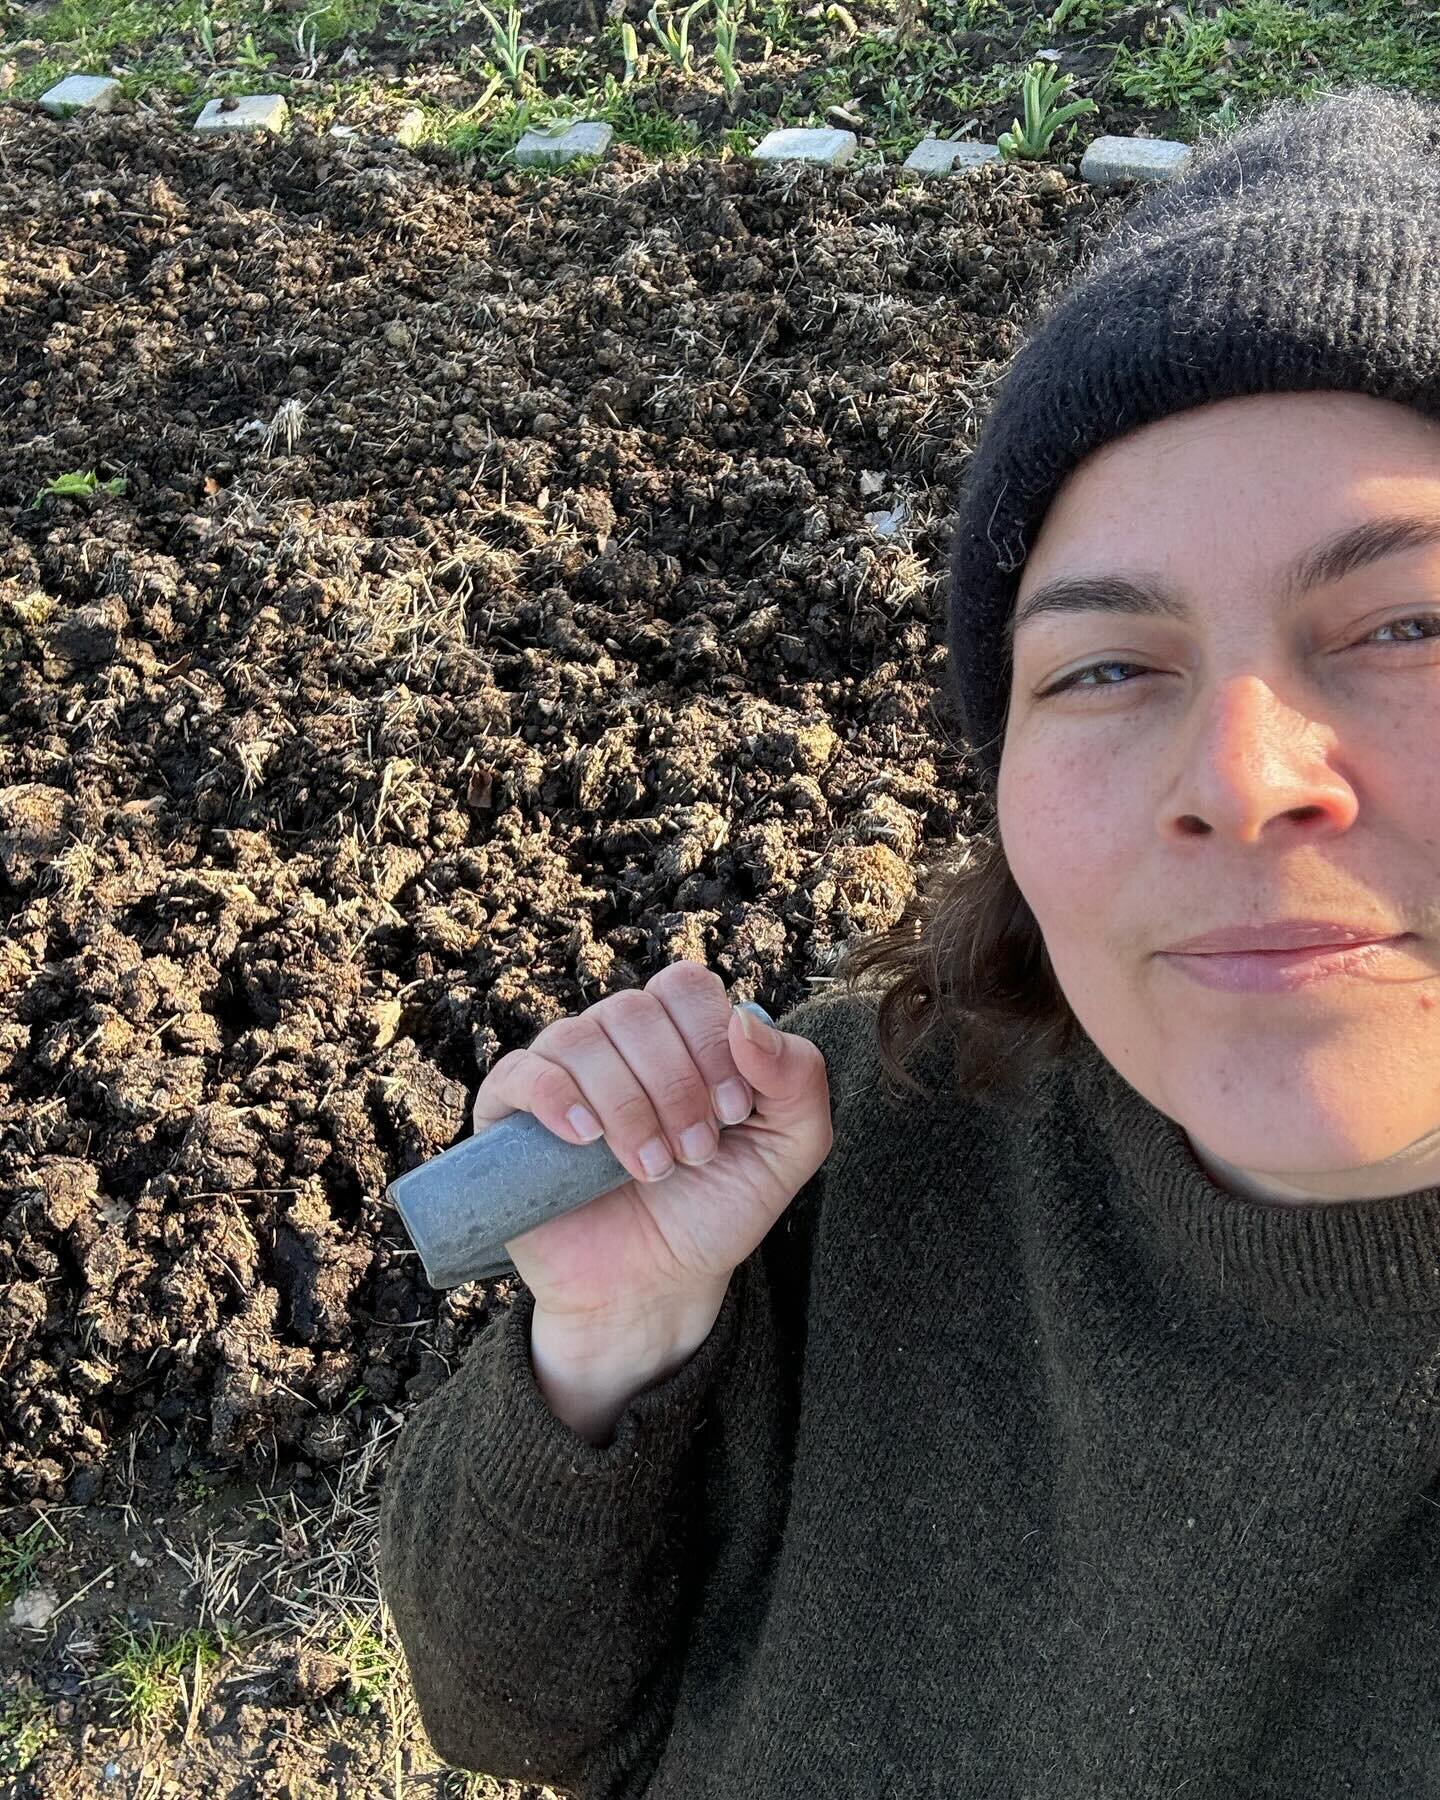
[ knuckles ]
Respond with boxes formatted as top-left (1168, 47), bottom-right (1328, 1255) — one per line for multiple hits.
top-left (645, 961), bottom-right (724, 1005)
top-left (535, 1012), bottom-right (608, 1056)
top-left (601, 986), bottom-right (659, 1026)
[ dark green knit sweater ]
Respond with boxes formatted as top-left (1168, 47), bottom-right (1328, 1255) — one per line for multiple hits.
top-left (377, 988), bottom-right (1440, 1798)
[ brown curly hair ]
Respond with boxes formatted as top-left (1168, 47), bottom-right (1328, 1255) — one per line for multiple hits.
top-left (828, 782), bottom-right (1088, 1108)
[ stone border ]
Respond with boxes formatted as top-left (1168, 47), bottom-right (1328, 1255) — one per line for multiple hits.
top-left (37, 74), bottom-right (121, 118)
top-left (194, 94), bottom-right (289, 135)
top-left (29, 74), bottom-right (1194, 187)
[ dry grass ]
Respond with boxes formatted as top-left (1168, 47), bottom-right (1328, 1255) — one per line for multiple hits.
top-left (15, 1409), bottom-right (560, 1793)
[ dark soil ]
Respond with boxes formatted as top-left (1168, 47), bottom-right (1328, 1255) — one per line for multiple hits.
top-left (0, 112), bottom-right (1137, 1794)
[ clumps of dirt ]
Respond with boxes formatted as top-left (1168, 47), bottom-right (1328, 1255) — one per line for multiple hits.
top-left (0, 111), bottom-right (1137, 1511)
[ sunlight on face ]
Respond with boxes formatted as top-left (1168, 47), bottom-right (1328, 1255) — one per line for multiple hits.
top-left (998, 391), bottom-right (1440, 1204)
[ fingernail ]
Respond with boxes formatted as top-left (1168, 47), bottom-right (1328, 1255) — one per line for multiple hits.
top-left (714, 1078), bottom-right (752, 1125)
top-left (736, 1002), bottom-right (781, 1054)
top-left (638, 1137), bottom-right (674, 1180)
top-left (680, 1122), bottom-right (717, 1164)
top-left (567, 1104), bottom-right (604, 1141)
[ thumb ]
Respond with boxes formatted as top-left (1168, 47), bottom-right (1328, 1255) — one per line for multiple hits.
top-left (726, 1003), bottom-right (832, 1183)
top-left (727, 1001), bottom-right (816, 1104)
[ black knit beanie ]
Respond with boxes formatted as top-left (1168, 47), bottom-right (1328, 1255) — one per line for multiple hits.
top-left (945, 82), bottom-right (1440, 800)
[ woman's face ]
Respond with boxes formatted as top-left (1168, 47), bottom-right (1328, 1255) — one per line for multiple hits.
top-left (999, 390), bottom-right (1440, 1204)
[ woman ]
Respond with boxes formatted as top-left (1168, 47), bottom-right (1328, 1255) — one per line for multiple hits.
top-left (379, 82), bottom-right (1440, 1797)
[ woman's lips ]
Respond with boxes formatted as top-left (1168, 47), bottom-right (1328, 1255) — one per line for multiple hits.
top-left (1158, 936), bottom-right (1409, 993)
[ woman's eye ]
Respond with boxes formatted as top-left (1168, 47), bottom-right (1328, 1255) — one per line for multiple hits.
top-left (1369, 611), bottom-right (1440, 643)
top-left (1036, 660), bottom-right (1146, 699)
top-left (1036, 613), bottom-right (1440, 701)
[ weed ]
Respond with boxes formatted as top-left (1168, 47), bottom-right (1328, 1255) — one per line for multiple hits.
top-left (325, 1610), bottom-right (400, 1716)
top-left (0, 1521), bottom-right (48, 1606)
top-left (94, 1620), bottom-right (233, 1735)
top-left (1, 591), bottom-right (59, 633)
top-left (1047, 0), bottom-right (1113, 31)
top-left (604, 85), bottom-right (702, 154)
top-left (0, 1688), bottom-right (55, 1778)
top-left (439, 91), bottom-right (539, 161)
top-left (295, 0), bottom-right (381, 46)
top-left (30, 470), bottom-right (128, 509)
top-left (233, 28), bottom-right (270, 69)
top-left (758, 0), bottom-right (794, 48)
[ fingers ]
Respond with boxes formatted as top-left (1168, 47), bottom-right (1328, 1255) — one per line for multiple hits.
top-left (587, 986), bottom-right (717, 1182)
top-left (644, 961), bottom-right (755, 1128)
top-left (471, 963), bottom-right (755, 1189)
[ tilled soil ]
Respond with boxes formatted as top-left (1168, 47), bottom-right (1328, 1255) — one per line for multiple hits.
top-left (0, 114), bottom-right (1136, 1794)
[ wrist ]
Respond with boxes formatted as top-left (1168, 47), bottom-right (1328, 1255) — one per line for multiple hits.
top-left (532, 1280), bottom-right (731, 1368)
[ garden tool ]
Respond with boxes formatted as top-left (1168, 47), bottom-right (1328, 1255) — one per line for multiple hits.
top-left (386, 1001), bottom-right (778, 1288)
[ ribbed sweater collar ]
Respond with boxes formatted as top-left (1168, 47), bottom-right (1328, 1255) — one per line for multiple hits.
top-left (1064, 1031), bottom-right (1440, 1341)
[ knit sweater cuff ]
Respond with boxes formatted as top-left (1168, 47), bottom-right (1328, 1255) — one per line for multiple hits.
top-left (459, 1271), bottom-right (746, 1552)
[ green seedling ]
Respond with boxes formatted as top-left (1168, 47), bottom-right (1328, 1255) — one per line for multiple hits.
top-left (647, 0), bottom-right (708, 73)
top-left (30, 470), bottom-right (127, 509)
top-left (1046, 0), bottom-right (1109, 31)
top-left (234, 29), bottom-right (272, 69)
top-left (294, 11), bottom-right (322, 75)
top-left (620, 20), bottom-right (644, 83)
top-left (475, 1), bottom-right (547, 97)
top-left (825, 2), bottom-right (857, 36)
top-left (996, 58), bottom-right (1096, 160)
top-left (712, 0), bottom-right (743, 108)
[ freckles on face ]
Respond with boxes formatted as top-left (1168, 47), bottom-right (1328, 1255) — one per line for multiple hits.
top-left (998, 743), bottom-right (1077, 880)
top-left (998, 734), bottom-right (1143, 1007)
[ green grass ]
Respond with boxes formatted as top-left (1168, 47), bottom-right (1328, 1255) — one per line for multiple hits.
top-left (1110, 0), bottom-right (1440, 137)
top-left (95, 1620), bottom-right (233, 1735)
top-left (296, 0), bottom-right (384, 48)
top-left (0, 1521), bottom-right (48, 1608)
top-left (27, 0), bottom-right (201, 58)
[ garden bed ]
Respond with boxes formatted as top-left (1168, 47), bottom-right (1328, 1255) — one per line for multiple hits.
top-left (0, 94), bottom-right (1176, 1796)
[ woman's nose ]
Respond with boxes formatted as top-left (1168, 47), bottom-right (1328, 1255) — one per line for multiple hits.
top-left (1165, 675), bottom-right (1358, 841)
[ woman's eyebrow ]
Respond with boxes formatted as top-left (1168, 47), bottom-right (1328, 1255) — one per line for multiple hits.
top-left (1007, 510), bottom-right (1440, 648)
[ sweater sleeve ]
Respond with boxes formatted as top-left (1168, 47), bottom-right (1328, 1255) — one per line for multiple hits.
top-left (375, 993), bottom-right (848, 1797)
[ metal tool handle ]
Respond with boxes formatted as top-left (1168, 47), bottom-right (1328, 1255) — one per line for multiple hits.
top-left (385, 1002), bottom-right (777, 1289)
